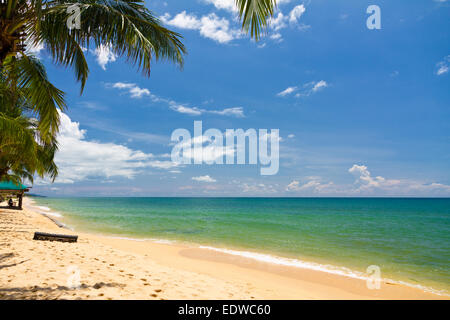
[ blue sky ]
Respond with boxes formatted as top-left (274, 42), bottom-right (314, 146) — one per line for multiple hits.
top-left (32, 0), bottom-right (449, 197)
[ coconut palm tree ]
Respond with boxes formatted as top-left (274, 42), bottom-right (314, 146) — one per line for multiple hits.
top-left (0, 75), bottom-right (58, 184)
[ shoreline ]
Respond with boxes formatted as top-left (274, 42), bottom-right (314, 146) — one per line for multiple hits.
top-left (0, 198), bottom-right (447, 300)
top-left (28, 198), bottom-right (450, 297)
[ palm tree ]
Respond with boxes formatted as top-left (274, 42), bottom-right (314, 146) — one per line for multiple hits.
top-left (0, 75), bottom-right (58, 184)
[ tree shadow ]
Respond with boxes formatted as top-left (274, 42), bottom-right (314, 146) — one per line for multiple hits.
top-left (0, 282), bottom-right (126, 300)
top-left (0, 252), bottom-right (29, 270)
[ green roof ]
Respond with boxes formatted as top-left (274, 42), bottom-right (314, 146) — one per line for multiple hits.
top-left (0, 181), bottom-right (29, 190)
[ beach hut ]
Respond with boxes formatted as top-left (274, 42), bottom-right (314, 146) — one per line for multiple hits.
top-left (0, 181), bottom-right (30, 210)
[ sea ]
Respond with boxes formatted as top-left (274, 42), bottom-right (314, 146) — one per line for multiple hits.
top-left (30, 197), bottom-right (450, 295)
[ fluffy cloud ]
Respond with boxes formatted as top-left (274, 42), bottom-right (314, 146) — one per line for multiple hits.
top-left (436, 55), bottom-right (449, 75)
top-left (348, 164), bottom-right (387, 189)
top-left (51, 112), bottom-right (178, 184)
top-left (93, 44), bottom-right (117, 70)
top-left (347, 164), bottom-right (450, 195)
top-left (192, 175), bottom-right (217, 183)
top-left (289, 4), bottom-right (306, 24)
top-left (267, 4), bottom-right (307, 41)
top-left (161, 11), bottom-right (241, 43)
top-left (286, 165), bottom-right (450, 196)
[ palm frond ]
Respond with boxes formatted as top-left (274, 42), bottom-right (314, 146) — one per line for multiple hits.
top-left (235, 0), bottom-right (276, 41)
top-left (3, 55), bottom-right (65, 144)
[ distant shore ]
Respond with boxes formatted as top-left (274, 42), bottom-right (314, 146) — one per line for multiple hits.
top-left (0, 198), bottom-right (447, 300)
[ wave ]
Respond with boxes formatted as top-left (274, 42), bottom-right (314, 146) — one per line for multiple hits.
top-left (197, 246), bottom-right (450, 297)
top-left (30, 205), bottom-right (62, 218)
top-left (106, 236), bottom-right (175, 245)
top-left (34, 205), bottom-right (51, 212)
top-left (42, 211), bottom-right (62, 218)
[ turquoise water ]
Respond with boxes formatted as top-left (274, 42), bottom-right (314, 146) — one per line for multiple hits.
top-left (31, 197), bottom-right (450, 294)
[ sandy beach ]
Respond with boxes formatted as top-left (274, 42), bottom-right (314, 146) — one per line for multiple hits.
top-left (0, 198), bottom-right (447, 300)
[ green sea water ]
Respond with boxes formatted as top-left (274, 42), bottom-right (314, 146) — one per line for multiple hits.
top-left (30, 197), bottom-right (450, 294)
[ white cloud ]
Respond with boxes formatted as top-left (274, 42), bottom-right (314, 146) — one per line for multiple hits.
top-left (107, 82), bottom-right (154, 99)
top-left (277, 80), bottom-right (328, 98)
top-left (269, 13), bottom-right (288, 31)
top-left (312, 80), bottom-right (328, 92)
top-left (285, 165), bottom-right (450, 196)
top-left (209, 107), bottom-right (244, 117)
top-left (93, 44), bottom-right (117, 70)
top-left (52, 112), bottom-right (178, 184)
top-left (107, 82), bottom-right (245, 117)
top-left (203, 0), bottom-right (293, 12)
top-left (202, 0), bottom-right (237, 12)
top-left (286, 180), bottom-right (300, 191)
top-left (170, 104), bottom-right (244, 117)
top-left (348, 164), bottom-right (450, 195)
top-left (277, 86), bottom-right (298, 96)
top-left (242, 183), bottom-right (278, 194)
top-left (112, 82), bottom-right (150, 99)
top-left (296, 80), bottom-right (329, 97)
top-left (349, 164), bottom-right (387, 189)
top-left (267, 4), bottom-right (307, 41)
top-left (286, 179), bottom-right (335, 193)
top-left (161, 11), bottom-right (241, 43)
top-left (436, 55), bottom-right (450, 75)
top-left (192, 175), bottom-right (217, 183)
top-left (270, 33), bottom-right (283, 42)
top-left (287, 134), bottom-right (295, 139)
top-left (170, 105), bottom-right (203, 116)
top-left (289, 5), bottom-right (306, 24)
